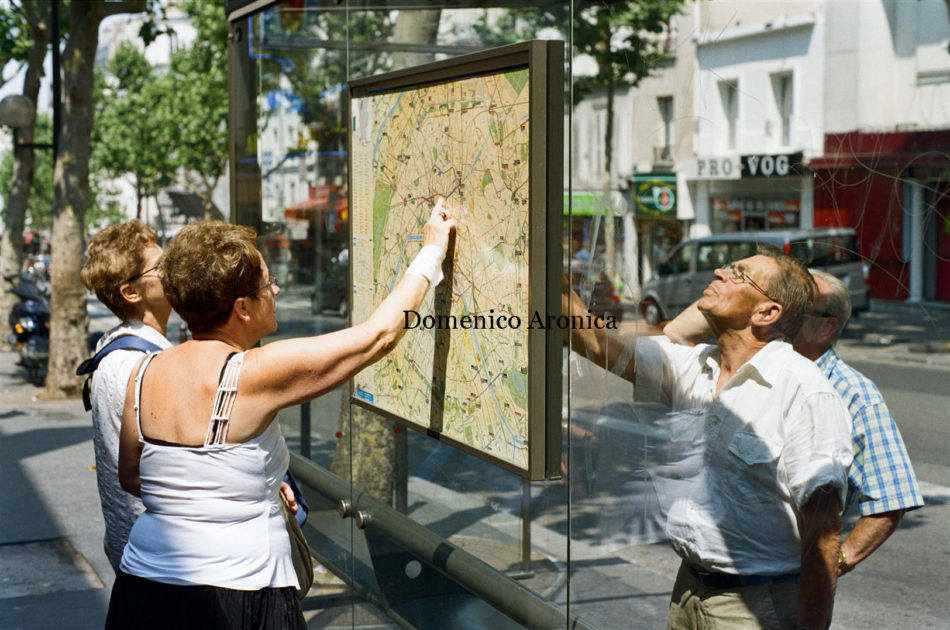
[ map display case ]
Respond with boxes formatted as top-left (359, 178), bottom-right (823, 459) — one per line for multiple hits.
top-left (348, 41), bottom-right (564, 480)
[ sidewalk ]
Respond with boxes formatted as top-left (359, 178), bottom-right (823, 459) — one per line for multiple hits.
top-left (834, 299), bottom-right (950, 368)
top-left (0, 351), bottom-right (111, 630)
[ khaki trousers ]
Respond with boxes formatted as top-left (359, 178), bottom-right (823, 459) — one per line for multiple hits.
top-left (666, 561), bottom-right (800, 630)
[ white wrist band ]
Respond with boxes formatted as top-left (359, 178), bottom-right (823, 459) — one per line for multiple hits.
top-left (405, 245), bottom-right (445, 287)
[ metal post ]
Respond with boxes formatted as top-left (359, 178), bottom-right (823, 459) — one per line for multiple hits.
top-left (394, 427), bottom-right (408, 513)
top-left (512, 478), bottom-right (535, 578)
top-left (300, 400), bottom-right (311, 458)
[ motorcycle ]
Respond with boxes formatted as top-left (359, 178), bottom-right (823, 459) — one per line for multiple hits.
top-left (5, 267), bottom-right (51, 385)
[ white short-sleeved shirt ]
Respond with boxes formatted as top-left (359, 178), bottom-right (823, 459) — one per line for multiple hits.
top-left (89, 322), bottom-right (171, 571)
top-left (635, 336), bottom-right (852, 575)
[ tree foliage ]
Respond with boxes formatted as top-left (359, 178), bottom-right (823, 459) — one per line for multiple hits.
top-left (0, 6), bottom-right (28, 72)
top-left (92, 41), bottom-right (175, 218)
top-left (160, 0), bottom-right (229, 219)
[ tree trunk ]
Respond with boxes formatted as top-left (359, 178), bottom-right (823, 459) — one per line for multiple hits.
top-left (0, 1), bottom-right (48, 350)
top-left (390, 9), bottom-right (442, 70)
top-left (45, 0), bottom-right (146, 397)
top-left (46, 3), bottom-right (101, 396)
top-left (328, 8), bottom-right (441, 505)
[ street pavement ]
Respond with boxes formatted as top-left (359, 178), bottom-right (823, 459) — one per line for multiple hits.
top-left (0, 297), bottom-right (946, 629)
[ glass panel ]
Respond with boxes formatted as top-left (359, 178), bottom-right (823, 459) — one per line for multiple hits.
top-left (230, 2), bottom-right (949, 629)
top-left (239, 2), bottom-right (573, 628)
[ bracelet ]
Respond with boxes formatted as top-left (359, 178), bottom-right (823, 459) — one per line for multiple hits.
top-left (405, 245), bottom-right (445, 287)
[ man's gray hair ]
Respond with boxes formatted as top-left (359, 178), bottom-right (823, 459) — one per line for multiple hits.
top-left (810, 268), bottom-right (852, 341)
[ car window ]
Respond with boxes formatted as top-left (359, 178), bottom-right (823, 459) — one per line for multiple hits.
top-left (659, 243), bottom-right (693, 275)
top-left (729, 241), bottom-right (758, 262)
top-left (696, 242), bottom-right (729, 271)
top-left (789, 235), bottom-right (862, 266)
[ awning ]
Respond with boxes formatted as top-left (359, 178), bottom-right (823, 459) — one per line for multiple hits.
top-left (809, 130), bottom-right (950, 170)
top-left (284, 185), bottom-right (339, 220)
top-left (166, 191), bottom-right (225, 221)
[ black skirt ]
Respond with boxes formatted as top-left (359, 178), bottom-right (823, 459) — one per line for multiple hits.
top-left (105, 570), bottom-right (306, 630)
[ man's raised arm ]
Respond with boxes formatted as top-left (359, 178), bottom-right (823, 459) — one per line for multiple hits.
top-left (662, 300), bottom-right (714, 346)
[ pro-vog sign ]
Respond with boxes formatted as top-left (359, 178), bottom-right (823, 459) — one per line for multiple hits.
top-left (682, 152), bottom-right (805, 180)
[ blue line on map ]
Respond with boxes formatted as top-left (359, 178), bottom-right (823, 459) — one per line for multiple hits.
top-left (456, 291), bottom-right (518, 448)
top-left (389, 234), bottom-right (423, 291)
top-left (374, 92), bottom-right (404, 154)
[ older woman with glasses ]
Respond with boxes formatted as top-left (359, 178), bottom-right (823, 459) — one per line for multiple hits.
top-left (105, 201), bottom-right (455, 629)
top-left (79, 220), bottom-right (172, 574)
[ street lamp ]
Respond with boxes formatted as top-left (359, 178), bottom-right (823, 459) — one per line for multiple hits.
top-left (0, 94), bottom-right (35, 130)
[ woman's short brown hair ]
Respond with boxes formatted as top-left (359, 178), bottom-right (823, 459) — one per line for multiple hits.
top-left (80, 220), bottom-right (158, 320)
top-left (160, 221), bottom-right (263, 333)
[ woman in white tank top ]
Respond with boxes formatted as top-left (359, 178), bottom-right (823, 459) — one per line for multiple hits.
top-left (105, 201), bottom-right (456, 629)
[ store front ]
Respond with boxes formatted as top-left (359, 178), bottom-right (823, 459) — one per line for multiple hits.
top-left (631, 173), bottom-right (683, 283)
top-left (681, 151), bottom-right (811, 235)
top-left (811, 130), bottom-right (950, 303)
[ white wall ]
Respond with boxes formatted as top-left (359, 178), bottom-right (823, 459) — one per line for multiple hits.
top-left (824, 0), bottom-right (950, 133)
top-left (694, 11), bottom-right (824, 158)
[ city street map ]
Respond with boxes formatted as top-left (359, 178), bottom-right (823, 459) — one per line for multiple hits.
top-left (350, 67), bottom-right (532, 472)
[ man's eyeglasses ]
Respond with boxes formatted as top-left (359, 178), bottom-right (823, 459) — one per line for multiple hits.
top-left (811, 310), bottom-right (835, 319)
top-left (242, 276), bottom-right (278, 298)
top-left (125, 264), bottom-right (159, 284)
top-left (721, 263), bottom-right (781, 305)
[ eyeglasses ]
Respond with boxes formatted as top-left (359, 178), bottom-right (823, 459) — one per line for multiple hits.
top-left (811, 310), bottom-right (835, 319)
top-left (721, 263), bottom-right (781, 305)
top-left (242, 276), bottom-right (278, 298)
top-left (125, 264), bottom-right (159, 284)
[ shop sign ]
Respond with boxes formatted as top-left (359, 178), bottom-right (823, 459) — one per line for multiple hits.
top-left (632, 174), bottom-right (677, 217)
top-left (683, 152), bottom-right (806, 180)
top-left (741, 152), bottom-right (804, 178)
top-left (682, 156), bottom-right (740, 180)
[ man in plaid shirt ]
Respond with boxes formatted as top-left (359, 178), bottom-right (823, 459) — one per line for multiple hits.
top-left (792, 269), bottom-right (924, 576)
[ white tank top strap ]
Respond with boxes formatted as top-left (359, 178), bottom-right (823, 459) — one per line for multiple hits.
top-left (133, 352), bottom-right (161, 444)
top-left (205, 351), bottom-right (247, 446)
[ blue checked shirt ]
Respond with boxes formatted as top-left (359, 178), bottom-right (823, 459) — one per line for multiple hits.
top-left (817, 348), bottom-right (924, 516)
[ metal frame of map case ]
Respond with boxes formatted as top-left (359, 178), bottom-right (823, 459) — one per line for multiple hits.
top-left (347, 40), bottom-right (564, 481)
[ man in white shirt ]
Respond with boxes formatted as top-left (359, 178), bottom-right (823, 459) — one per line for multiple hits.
top-left (80, 221), bottom-right (172, 571)
top-left (568, 245), bottom-right (852, 630)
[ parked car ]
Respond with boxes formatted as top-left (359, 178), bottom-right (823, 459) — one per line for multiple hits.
top-left (639, 228), bottom-right (869, 326)
top-left (311, 250), bottom-right (349, 318)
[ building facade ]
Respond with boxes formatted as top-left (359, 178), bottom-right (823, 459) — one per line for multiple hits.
top-left (574, 0), bottom-right (949, 302)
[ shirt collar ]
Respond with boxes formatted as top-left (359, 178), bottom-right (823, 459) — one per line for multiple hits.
top-left (815, 346), bottom-right (838, 376)
top-left (732, 339), bottom-right (791, 388)
top-left (697, 339), bottom-right (787, 388)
